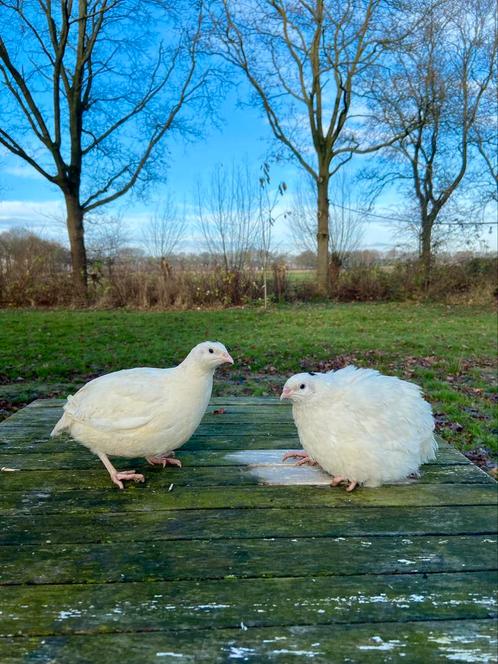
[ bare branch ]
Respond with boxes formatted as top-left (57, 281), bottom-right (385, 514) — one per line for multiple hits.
top-left (0, 128), bottom-right (57, 182)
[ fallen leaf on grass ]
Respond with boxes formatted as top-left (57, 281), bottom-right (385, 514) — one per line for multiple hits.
top-left (463, 407), bottom-right (490, 420)
top-left (464, 447), bottom-right (498, 475)
top-left (434, 412), bottom-right (464, 432)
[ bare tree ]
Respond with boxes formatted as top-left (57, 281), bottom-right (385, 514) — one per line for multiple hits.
top-left (142, 191), bottom-right (187, 288)
top-left (396, 198), bottom-right (476, 259)
top-left (471, 78), bottom-right (498, 204)
top-left (213, 0), bottom-right (411, 293)
top-left (0, 0), bottom-right (209, 300)
top-left (196, 161), bottom-right (259, 272)
top-left (142, 193), bottom-right (188, 260)
top-left (257, 162), bottom-right (287, 308)
top-left (289, 180), bottom-right (318, 255)
top-left (365, 0), bottom-right (497, 285)
top-left (86, 214), bottom-right (129, 276)
top-left (290, 170), bottom-right (364, 275)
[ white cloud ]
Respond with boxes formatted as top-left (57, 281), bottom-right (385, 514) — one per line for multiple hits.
top-left (0, 200), bottom-right (66, 240)
top-left (0, 196), bottom-right (495, 255)
top-left (3, 164), bottom-right (45, 180)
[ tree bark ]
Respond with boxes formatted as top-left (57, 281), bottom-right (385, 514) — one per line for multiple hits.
top-left (420, 217), bottom-right (433, 290)
top-left (316, 173), bottom-right (330, 295)
top-left (65, 193), bottom-right (88, 302)
top-left (329, 251), bottom-right (343, 292)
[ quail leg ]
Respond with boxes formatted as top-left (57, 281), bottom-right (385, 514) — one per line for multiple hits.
top-left (146, 453), bottom-right (182, 468)
top-left (96, 452), bottom-right (145, 490)
top-left (282, 450), bottom-right (317, 466)
top-left (330, 476), bottom-right (359, 492)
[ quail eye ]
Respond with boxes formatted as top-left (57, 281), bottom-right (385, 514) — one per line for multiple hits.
top-left (208, 348), bottom-right (214, 354)
top-left (300, 384), bottom-right (305, 390)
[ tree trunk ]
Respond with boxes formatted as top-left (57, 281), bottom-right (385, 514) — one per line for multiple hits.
top-left (65, 193), bottom-right (88, 303)
top-left (316, 173), bottom-right (330, 295)
top-left (420, 217), bottom-right (433, 290)
top-left (329, 251), bottom-right (343, 292)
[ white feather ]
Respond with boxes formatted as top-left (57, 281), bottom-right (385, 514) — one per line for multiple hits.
top-left (284, 366), bottom-right (437, 487)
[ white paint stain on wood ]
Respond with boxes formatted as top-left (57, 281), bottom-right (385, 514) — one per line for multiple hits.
top-left (227, 449), bottom-right (331, 484)
top-left (226, 449), bottom-right (417, 486)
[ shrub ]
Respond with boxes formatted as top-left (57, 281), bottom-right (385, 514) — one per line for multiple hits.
top-left (0, 229), bottom-right (495, 308)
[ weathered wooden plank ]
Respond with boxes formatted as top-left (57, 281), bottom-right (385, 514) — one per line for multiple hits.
top-left (0, 414), bottom-right (460, 463)
top-left (0, 424), bottom-right (299, 441)
top-left (0, 445), bottom-right (469, 471)
top-left (1, 571), bottom-right (496, 638)
top-left (0, 462), bottom-right (492, 492)
top-left (1, 411), bottom-right (297, 428)
top-left (23, 399), bottom-right (68, 408)
top-left (0, 435), bottom-right (304, 454)
top-left (0, 399), bottom-right (496, 662)
top-left (23, 397), bottom-right (283, 409)
top-left (0, 428), bottom-right (299, 446)
top-left (244, 461), bottom-right (494, 486)
top-left (1, 534), bottom-right (496, 586)
top-left (0, 484), bottom-right (495, 516)
top-left (1, 619), bottom-right (497, 663)
top-left (2, 505), bottom-right (496, 546)
top-left (1, 402), bottom-right (291, 419)
top-left (1, 435), bottom-right (462, 458)
top-left (1, 400), bottom-right (463, 457)
top-left (1, 401), bottom-right (291, 426)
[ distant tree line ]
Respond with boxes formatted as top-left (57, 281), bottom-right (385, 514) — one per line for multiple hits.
top-left (1, 227), bottom-right (496, 307)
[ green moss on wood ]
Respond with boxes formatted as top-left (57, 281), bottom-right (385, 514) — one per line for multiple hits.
top-left (0, 398), bottom-right (496, 652)
top-left (1, 535), bottom-right (496, 586)
top-left (1, 505), bottom-right (497, 546)
top-left (1, 619), bottom-right (497, 663)
top-left (0, 484), bottom-right (495, 517)
top-left (1, 572), bottom-right (496, 637)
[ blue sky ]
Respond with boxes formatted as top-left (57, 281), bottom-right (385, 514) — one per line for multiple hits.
top-left (0, 85), bottom-right (496, 254)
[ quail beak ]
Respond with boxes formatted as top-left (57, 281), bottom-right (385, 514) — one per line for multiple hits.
top-left (280, 387), bottom-right (292, 401)
top-left (223, 353), bottom-right (234, 365)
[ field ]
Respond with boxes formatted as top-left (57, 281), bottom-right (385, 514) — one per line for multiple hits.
top-left (0, 303), bottom-right (496, 464)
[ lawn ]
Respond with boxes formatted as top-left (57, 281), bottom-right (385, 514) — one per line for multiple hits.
top-left (0, 303), bottom-right (496, 463)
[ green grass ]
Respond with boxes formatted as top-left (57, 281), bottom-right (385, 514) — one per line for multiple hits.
top-left (287, 269), bottom-right (315, 283)
top-left (0, 303), bottom-right (496, 458)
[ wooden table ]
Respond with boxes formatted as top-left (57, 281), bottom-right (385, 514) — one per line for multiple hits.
top-left (0, 397), bottom-right (497, 662)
